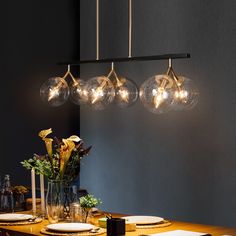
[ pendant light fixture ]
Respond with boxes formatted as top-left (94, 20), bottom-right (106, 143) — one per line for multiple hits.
top-left (40, 0), bottom-right (198, 114)
top-left (140, 59), bottom-right (199, 114)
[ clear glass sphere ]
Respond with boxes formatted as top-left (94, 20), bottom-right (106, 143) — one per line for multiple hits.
top-left (85, 76), bottom-right (115, 110)
top-left (40, 77), bottom-right (69, 107)
top-left (172, 76), bottom-right (199, 111)
top-left (69, 79), bottom-right (88, 105)
top-left (139, 75), bottom-right (175, 114)
top-left (114, 77), bottom-right (139, 108)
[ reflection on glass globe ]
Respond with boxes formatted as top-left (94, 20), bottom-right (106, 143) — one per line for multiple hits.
top-left (139, 75), bottom-right (175, 114)
top-left (40, 77), bottom-right (69, 107)
top-left (114, 77), bottom-right (139, 108)
top-left (69, 79), bottom-right (88, 105)
top-left (85, 76), bottom-right (115, 110)
top-left (172, 76), bottom-right (199, 111)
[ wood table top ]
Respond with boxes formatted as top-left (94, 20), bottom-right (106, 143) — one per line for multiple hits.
top-left (0, 212), bottom-right (235, 236)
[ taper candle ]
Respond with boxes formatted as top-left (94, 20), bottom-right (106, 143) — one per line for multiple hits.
top-left (40, 173), bottom-right (45, 215)
top-left (31, 168), bottom-right (36, 215)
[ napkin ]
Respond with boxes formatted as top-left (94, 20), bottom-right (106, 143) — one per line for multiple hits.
top-left (141, 230), bottom-right (211, 236)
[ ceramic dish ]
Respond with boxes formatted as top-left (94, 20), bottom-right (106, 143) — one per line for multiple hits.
top-left (121, 215), bottom-right (164, 225)
top-left (46, 223), bottom-right (94, 232)
top-left (0, 213), bottom-right (33, 222)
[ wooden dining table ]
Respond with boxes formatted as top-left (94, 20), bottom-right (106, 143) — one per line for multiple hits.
top-left (0, 212), bottom-right (236, 236)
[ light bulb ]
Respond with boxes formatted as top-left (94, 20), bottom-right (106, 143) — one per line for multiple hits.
top-left (85, 76), bottom-right (115, 110)
top-left (114, 77), bottom-right (138, 108)
top-left (40, 77), bottom-right (69, 107)
top-left (139, 75), bottom-right (175, 114)
top-left (172, 76), bottom-right (199, 111)
top-left (69, 79), bottom-right (88, 105)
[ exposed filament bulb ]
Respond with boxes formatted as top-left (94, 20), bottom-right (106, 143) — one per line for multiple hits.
top-left (152, 87), bottom-right (168, 109)
top-left (174, 89), bottom-right (188, 101)
top-left (91, 79), bottom-right (107, 104)
top-left (48, 80), bottom-right (66, 101)
top-left (117, 87), bottom-right (129, 103)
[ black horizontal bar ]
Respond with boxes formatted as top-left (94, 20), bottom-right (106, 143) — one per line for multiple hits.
top-left (58, 53), bottom-right (190, 65)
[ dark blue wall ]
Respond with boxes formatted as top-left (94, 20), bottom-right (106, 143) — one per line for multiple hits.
top-left (0, 0), bottom-right (80, 187)
top-left (80, 0), bottom-right (236, 228)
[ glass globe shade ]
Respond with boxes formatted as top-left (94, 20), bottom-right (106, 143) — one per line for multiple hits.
top-left (172, 76), bottom-right (199, 111)
top-left (40, 77), bottom-right (69, 107)
top-left (139, 75), bottom-right (175, 114)
top-left (85, 76), bottom-right (115, 110)
top-left (114, 77), bottom-right (139, 108)
top-left (69, 79), bottom-right (88, 105)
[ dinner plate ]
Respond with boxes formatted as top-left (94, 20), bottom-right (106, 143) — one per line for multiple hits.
top-left (121, 215), bottom-right (164, 225)
top-left (46, 223), bottom-right (94, 232)
top-left (0, 213), bottom-right (33, 222)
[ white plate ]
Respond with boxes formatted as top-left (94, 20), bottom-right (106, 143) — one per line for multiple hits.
top-left (0, 213), bottom-right (33, 222)
top-left (121, 215), bottom-right (164, 225)
top-left (46, 223), bottom-right (94, 232)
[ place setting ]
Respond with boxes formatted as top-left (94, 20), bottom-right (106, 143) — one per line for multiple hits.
top-left (40, 222), bottom-right (105, 236)
top-left (121, 215), bottom-right (172, 229)
top-left (0, 213), bottom-right (42, 226)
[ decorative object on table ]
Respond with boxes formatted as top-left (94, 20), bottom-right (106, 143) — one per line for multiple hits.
top-left (106, 217), bottom-right (126, 236)
top-left (21, 128), bottom-right (91, 222)
top-left (70, 202), bottom-right (102, 223)
top-left (70, 202), bottom-right (82, 223)
top-left (98, 217), bottom-right (136, 232)
top-left (31, 168), bottom-right (37, 215)
top-left (12, 185), bottom-right (28, 211)
top-left (0, 174), bottom-right (14, 213)
top-left (79, 194), bottom-right (102, 223)
top-left (40, 173), bottom-right (45, 216)
top-left (0, 213), bottom-right (42, 226)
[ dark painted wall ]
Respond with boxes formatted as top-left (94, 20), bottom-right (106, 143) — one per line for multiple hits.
top-left (0, 1), bottom-right (79, 187)
top-left (80, 0), bottom-right (236, 228)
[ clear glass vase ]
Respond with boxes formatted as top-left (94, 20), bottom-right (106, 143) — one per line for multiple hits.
top-left (81, 208), bottom-right (92, 223)
top-left (46, 180), bottom-right (64, 223)
top-left (46, 180), bottom-right (75, 223)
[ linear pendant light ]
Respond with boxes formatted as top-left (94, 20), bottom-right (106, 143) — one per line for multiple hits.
top-left (40, 0), bottom-right (198, 114)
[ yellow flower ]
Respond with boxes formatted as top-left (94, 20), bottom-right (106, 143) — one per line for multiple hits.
top-left (38, 128), bottom-right (52, 138)
top-left (67, 135), bottom-right (81, 142)
top-left (38, 128), bottom-right (53, 159)
top-left (59, 136), bottom-right (81, 177)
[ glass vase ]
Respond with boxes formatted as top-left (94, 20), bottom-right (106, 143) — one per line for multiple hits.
top-left (46, 180), bottom-right (64, 223)
top-left (46, 180), bottom-right (75, 223)
top-left (81, 208), bottom-right (93, 223)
